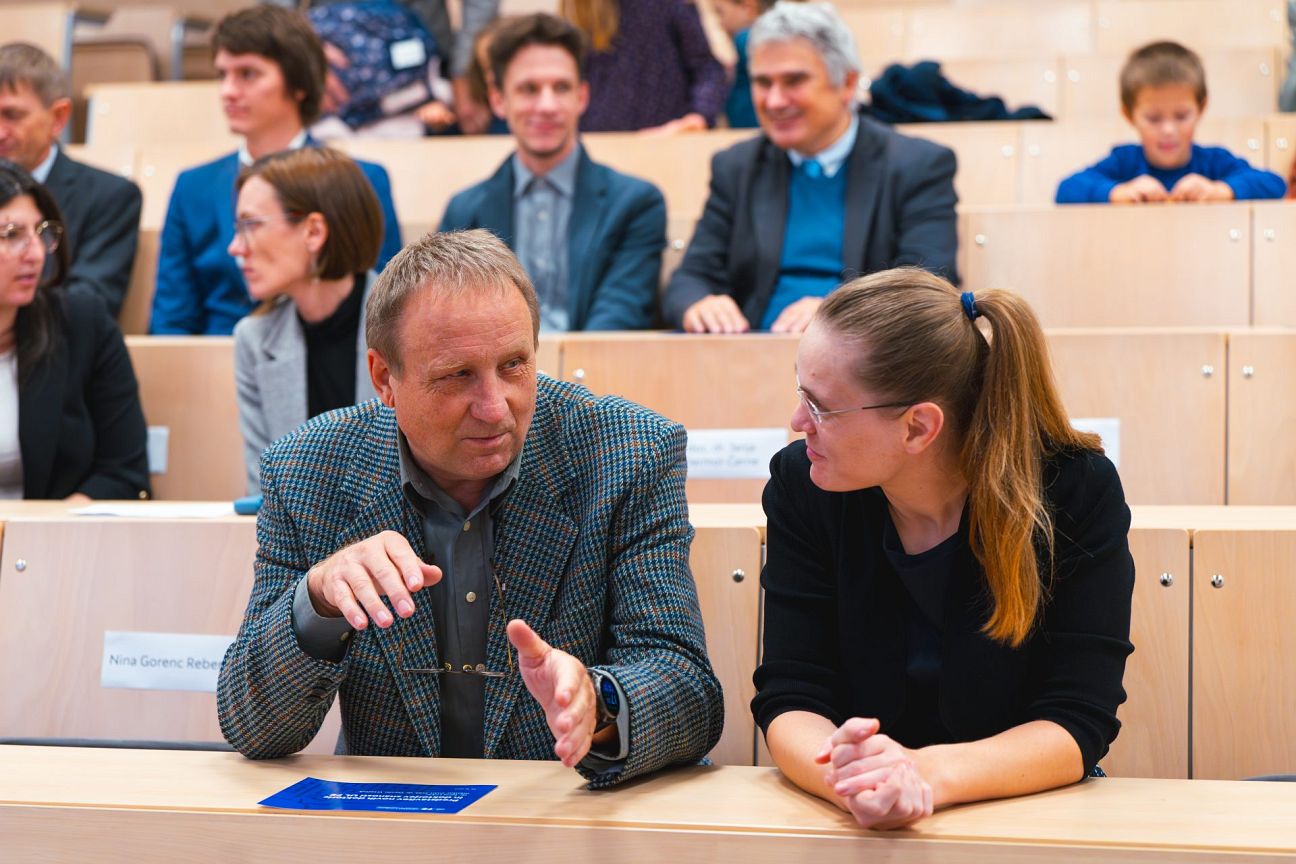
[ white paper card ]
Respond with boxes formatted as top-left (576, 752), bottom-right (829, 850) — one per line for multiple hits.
top-left (1071, 417), bottom-right (1120, 469)
top-left (147, 426), bottom-right (169, 474)
top-left (74, 502), bottom-right (235, 518)
top-left (686, 428), bottom-right (787, 479)
top-left (389, 38), bottom-right (426, 71)
top-left (101, 631), bottom-right (235, 692)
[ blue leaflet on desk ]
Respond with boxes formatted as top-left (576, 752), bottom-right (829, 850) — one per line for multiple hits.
top-left (259, 777), bottom-right (496, 813)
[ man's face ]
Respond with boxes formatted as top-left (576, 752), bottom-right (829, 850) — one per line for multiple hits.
top-left (490, 44), bottom-right (588, 164)
top-left (371, 283), bottom-right (538, 504)
top-left (750, 37), bottom-right (856, 155)
top-left (0, 83), bottom-right (68, 172)
top-left (215, 50), bottom-right (302, 137)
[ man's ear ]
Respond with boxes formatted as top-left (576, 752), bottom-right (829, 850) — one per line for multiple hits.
top-left (488, 85), bottom-right (506, 120)
top-left (48, 97), bottom-right (72, 139)
top-left (901, 402), bottom-right (946, 455)
top-left (368, 348), bottom-right (397, 408)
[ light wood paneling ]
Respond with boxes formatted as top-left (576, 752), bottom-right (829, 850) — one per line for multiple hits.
top-left (896, 121), bottom-right (1021, 206)
top-left (965, 205), bottom-right (1252, 327)
top-left (126, 336), bottom-right (244, 501)
top-left (1047, 329), bottom-right (1227, 504)
top-left (1226, 329), bottom-right (1296, 504)
top-left (1094, 0), bottom-right (1288, 54)
top-left (1192, 529), bottom-right (1296, 779)
top-left (1266, 113), bottom-right (1296, 189)
top-left (118, 227), bottom-right (157, 335)
top-left (690, 518), bottom-right (764, 765)
top-left (136, 141), bottom-right (231, 229)
top-left (5, 1), bottom-right (75, 63)
top-left (1019, 117), bottom-right (1265, 205)
top-left (905, 2), bottom-right (1093, 60)
top-left (1252, 205), bottom-right (1296, 328)
top-left (85, 80), bottom-right (232, 152)
top-left (1060, 48), bottom-right (1280, 119)
top-left (7, 748), bottom-right (1296, 862)
top-left (558, 334), bottom-right (799, 504)
top-left (938, 58), bottom-right (1062, 118)
top-left (1106, 528), bottom-right (1190, 778)
top-left (839, 7), bottom-right (907, 68)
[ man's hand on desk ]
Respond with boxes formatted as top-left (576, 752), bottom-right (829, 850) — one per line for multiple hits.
top-left (508, 619), bottom-right (611, 768)
top-left (306, 531), bottom-right (442, 630)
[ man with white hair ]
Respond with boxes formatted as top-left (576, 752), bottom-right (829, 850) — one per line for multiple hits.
top-left (663, 1), bottom-right (958, 334)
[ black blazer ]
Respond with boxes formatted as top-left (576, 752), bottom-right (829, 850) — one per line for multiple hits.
top-left (752, 442), bottom-right (1134, 773)
top-left (19, 291), bottom-right (151, 499)
top-left (663, 111), bottom-right (959, 329)
top-left (44, 148), bottom-right (143, 318)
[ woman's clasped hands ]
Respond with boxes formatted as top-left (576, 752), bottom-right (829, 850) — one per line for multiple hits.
top-left (815, 717), bottom-right (934, 830)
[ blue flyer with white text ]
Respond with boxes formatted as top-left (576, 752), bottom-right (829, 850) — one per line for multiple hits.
top-left (259, 777), bottom-right (496, 813)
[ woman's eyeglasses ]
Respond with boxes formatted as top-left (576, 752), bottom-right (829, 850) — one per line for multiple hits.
top-left (0, 220), bottom-right (62, 257)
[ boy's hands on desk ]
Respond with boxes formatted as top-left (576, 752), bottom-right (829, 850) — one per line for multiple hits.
top-left (1169, 174), bottom-right (1234, 202)
top-left (817, 717), bottom-right (934, 830)
top-left (1109, 175), bottom-right (1169, 203)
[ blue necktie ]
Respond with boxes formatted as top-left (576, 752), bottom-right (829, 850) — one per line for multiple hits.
top-left (802, 159), bottom-right (824, 179)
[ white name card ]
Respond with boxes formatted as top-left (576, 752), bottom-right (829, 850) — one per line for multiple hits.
top-left (101, 631), bottom-right (235, 692)
top-left (686, 428), bottom-right (787, 479)
top-left (147, 426), bottom-right (169, 474)
top-left (1071, 417), bottom-right (1121, 469)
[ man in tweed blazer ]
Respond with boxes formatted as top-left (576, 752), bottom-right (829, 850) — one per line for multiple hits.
top-left (218, 230), bottom-right (723, 786)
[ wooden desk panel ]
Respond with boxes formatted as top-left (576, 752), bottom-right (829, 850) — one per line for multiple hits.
top-left (1048, 329), bottom-right (1228, 504)
top-left (3, 747), bottom-right (1294, 862)
top-left (964, 205), bottom-right (1252, 327)
top-left (1192, 529), bottom-right (1296, 780)
top-left (1251, 205), bottom-right (1296, 329)
top-left (1093, 0), bottom-right (1288, 55)
top-left (1227, 330), bottom-right (1296, 504)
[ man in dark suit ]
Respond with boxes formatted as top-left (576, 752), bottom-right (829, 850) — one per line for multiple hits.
top-left (218, 230), bottom-right (722, 783)
top-left (0, 42), bottom-right (142, 317)
top-left (439, 14), bottom-right (665, 332)
top-left (663, 3), bottom-right (958, 334)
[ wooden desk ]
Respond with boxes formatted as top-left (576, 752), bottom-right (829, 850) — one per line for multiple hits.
top-left (2, 747), bottom-right (1294, 861)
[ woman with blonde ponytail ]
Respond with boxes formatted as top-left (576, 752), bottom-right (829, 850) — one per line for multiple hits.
top-left (752, 267), bottom-right (1134, 829)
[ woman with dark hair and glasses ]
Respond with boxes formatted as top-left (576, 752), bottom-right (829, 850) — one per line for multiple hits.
top-left (752, 267), bottom-right (1134, 829)
top-left (228, 147), bottom-right (384, 495)
top-left (0, 160), bottom-right (150, 501)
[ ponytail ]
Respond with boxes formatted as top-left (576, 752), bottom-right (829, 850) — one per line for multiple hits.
top-left (817, 270), bottom-right (1101, 648)
top-left (561, 0), bottom-right (619, 52)
top-left (959, 290), bottom-right (1100, 647)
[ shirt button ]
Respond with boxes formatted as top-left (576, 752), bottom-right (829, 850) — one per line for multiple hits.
top-left (462, 520), bottom-right (471, 532)
top-left (465, 591), bottom-right (477, 603)
top-left (537, 210), bottom-right (549, 222)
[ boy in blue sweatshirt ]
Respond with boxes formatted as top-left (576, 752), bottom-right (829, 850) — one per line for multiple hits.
top-left (1056, 41), bottom-right (1286, 204)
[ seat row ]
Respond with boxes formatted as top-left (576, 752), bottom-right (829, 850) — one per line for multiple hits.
top-left (2, 500), bottom-right (1292, 781)
top-left (125, 328), bottom-right (1296, 506)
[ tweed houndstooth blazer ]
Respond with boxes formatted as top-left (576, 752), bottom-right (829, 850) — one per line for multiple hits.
top-left (217, 375), bottom-right (724, 786)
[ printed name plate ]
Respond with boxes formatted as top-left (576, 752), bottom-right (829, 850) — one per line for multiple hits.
top-left (685, 428), bottom-right (788, 479)
top-left (100, 631), bottom-right (235, 692)
top-left (261, 778), bottom-right (496, 813)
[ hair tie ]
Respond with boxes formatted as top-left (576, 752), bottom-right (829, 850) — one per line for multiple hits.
top-left (960, 291), bottom-right (979, 322)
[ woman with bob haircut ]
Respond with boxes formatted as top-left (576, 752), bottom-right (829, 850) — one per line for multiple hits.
top-left (0, 160), bottom-right (150, 501)
top-left (229, 146), bottom-right (384, 494)
top-left (752, 268), bottom-right (1134, 829)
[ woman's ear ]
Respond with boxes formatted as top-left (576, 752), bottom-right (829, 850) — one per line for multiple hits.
top-left (901, 402), bottom-right (946, 455)
top-left (303, 211), bottom-right (329, 255)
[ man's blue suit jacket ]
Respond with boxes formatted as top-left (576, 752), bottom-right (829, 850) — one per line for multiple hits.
top-left (438, 147), bottom-right (665, 331)
top-left (150, 145), bottom-right (402, 335)
top-left (216, 376), bottom-right (724, 786)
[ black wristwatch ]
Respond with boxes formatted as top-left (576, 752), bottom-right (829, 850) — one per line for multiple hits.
top-left (589, 668), bottom-right (621, 732)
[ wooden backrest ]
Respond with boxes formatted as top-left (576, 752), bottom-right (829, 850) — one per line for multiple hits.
top-left (125, 336), bottom-right (244, 501)
top-left (937, 57), bottom-right (1063, 119)
top-left (963, 203), bottom-right (1253, 326)
top-left (85, 80), bottom-right (231, 152)
top-left (3, 1), bottom-right (74, 64)
top-left (905, 2), bottom-right (1094, 60)
top-left (1093, 0), bottom-right (1288, 54)
top-left (896, 120), bottom-right (1024, 207)
top-left (1265, 112), bottom-right (1296, 190)
top-left (1059, 48), bottom-right (1282, 119)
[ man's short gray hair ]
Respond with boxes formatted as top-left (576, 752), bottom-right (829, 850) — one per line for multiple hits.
top-left (0, 42), bottom-right (70, 105)
top-left (365, 229), bottom-right (540, 373)
top-left (748, 2), bottom-right (861, 87)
